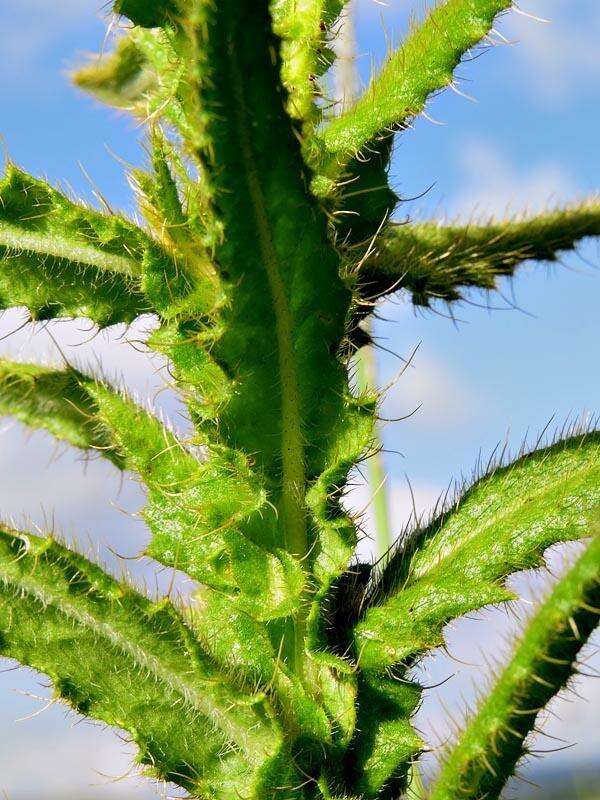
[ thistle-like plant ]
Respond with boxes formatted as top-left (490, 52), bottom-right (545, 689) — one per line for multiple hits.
top-left (1, 2), bottom-right (599, 799)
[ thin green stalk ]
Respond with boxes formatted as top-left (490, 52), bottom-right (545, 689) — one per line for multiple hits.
top-left (356, 343), bottom-right (394, 559)
top-left (337, 0), bottom-right (393, 560)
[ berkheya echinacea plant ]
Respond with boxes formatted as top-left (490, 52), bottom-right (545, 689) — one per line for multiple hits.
top-left (0, 1), bottom-right (599, 798)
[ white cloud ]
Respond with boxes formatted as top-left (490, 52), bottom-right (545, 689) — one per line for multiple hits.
top-left (380, 349), bottom-right (489, 432)
top-left (503, 0), bottom-right (600, 101)
top-left (449, 139), bottom-right (576, 220)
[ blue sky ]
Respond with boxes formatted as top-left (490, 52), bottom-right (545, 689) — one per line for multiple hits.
top-left (0, 1), bottom-right (599, 797)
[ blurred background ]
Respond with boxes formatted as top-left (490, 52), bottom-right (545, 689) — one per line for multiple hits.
top-left (0, 0), bottom-right (598, 797)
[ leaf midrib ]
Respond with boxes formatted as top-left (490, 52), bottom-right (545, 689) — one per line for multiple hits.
top-left (222, 6), bottom-right (308, 673)
top-left (0, 221), bottom-right (140, 277)
top-left (223, 16), bottom-right (307, 560)
top-left (409, 449), bottom-right (600, 582)
top-left (0, 564), bottom-right (266, 758)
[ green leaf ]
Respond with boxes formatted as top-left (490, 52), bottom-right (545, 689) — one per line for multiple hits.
top-left (0, 527), bottom-right (294, 799)
top-left (317, 0), bottom-right (512, 174)
top-left (345, 431), bottom-right (600, 798)
top-left (429, 530), bottom-right (600, 800)
top-left (362, 200), bottom-right (600, 306)
top-left (0, 359), bottom-right (306, 622)
top-left (151, 0), bottom-right (374, 674)
top-left (344, 673), bottom-right (423, 799)
top-left (87, 380), bottom-right (308, 622)
top-left (356, 431), bottom-right (600, 670)
top-left (192, 589), bottom-right (333, 749)
top-left (73, 32), bottom-right (162, 109)
top-left (0, 166), bottom-right (150, 327)
top-left (0, 360), bottom-right (125, 469)
top-left (271, 0), bottom-right (346, 126)
top-left (132, 129), bottom-right (222, 307)
top-left (73, 27), bottom-right (185, 134)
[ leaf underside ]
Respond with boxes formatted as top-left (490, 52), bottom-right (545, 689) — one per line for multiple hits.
top-left (361, 203), bottom-right (600, 306)
top-left (430, 530), bottom-right (600, 800)
top-left (0, 527), bottom-right (297, 800)
top-left (345, 432), bottom-right (600, 797)
top-left (0, 166), bottom-right (151, 326)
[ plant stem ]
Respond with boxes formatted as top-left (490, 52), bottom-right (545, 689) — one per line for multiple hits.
top-left (356, 341), bottom-right (393, 558)
top-left (335, 0), bottom-right (393, 560)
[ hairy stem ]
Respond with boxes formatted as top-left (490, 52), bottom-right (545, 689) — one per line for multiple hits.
top-left (221, 6), bottom-right (308, 676)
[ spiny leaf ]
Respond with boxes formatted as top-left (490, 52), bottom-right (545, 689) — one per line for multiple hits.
top-left (4, 1), bottom-right (599, 798)
top-left (271, 0), bottom-right (346, 127)
top-left (0, 166), bottom-right (151, 327)
top-left (316, 0), bottom-right (512, 176)
top-left (357, 431), bottom-right (600, 669)
top-left (122, 3), bottom-right (379, 760)
top-left (87, 381), bottom-right (308, 622)
top-left (0, 526), bottom-right (295, 799)
top-left (73, 27), bottom-right (185, 134)
top-left (0, 360), bottom-right (125, 468)
top-left (344, 431), bottom-right (600, 798)
top-left (0, 359), bottom-right (305, 622)
top-left (429, 530), bottom-right (600, 800)
top-left (332, 143), bottom-right (400, 247)
top-left (132, 129), bottom-right (220, 286)
top-left (362, 200), bottom-right (600, 306)
top-left (152, 0), bottom-right (374, 670)
top-left (344, 672), bottom-right (423, 799)
top-left (74, 34), bottom-right (152, 109)
top-left (191, 589), bottom-right (333, 749)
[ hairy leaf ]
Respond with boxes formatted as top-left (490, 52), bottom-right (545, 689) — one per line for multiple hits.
top-left (429, 530), bottom-right (600, 800)
top-left (317, 0), bottom-right (512, 172)
top-left (73, 27), bottom-right (185, 134)
top-left (344, 432), bottom-right (600, 798)
top-left (3, 2), bottom-right (599, 799)
top-left (344, 673), bottom-right (423, 798)
top-left (87, 380), bottom-right (308, 621)
top-left (271, 0), bottom-right (346, 127)
top-left (0, 166), bottom-right (150, 326)
top-left (0, 360), bottom-right (125, 468)
top-left (74, 34), bottom-right (153, 109)
top-left (357, 431), bottom-right (600, 669)
top-left (147, 0), bottom-right (374, 689)
top-left (0, 360), bottom-right (305, 622)
top-left (362, 201), bottom-right (600, 306)
top-left (0, 527), bottom-right (294, 799)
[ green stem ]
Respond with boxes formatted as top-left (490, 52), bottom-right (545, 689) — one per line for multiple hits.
top-left (223, 3), bottom-right (308, 674)
top-left (336, 1), bottom-right (393, 561)
top-left (356, 341), bottom-right (393, 558)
